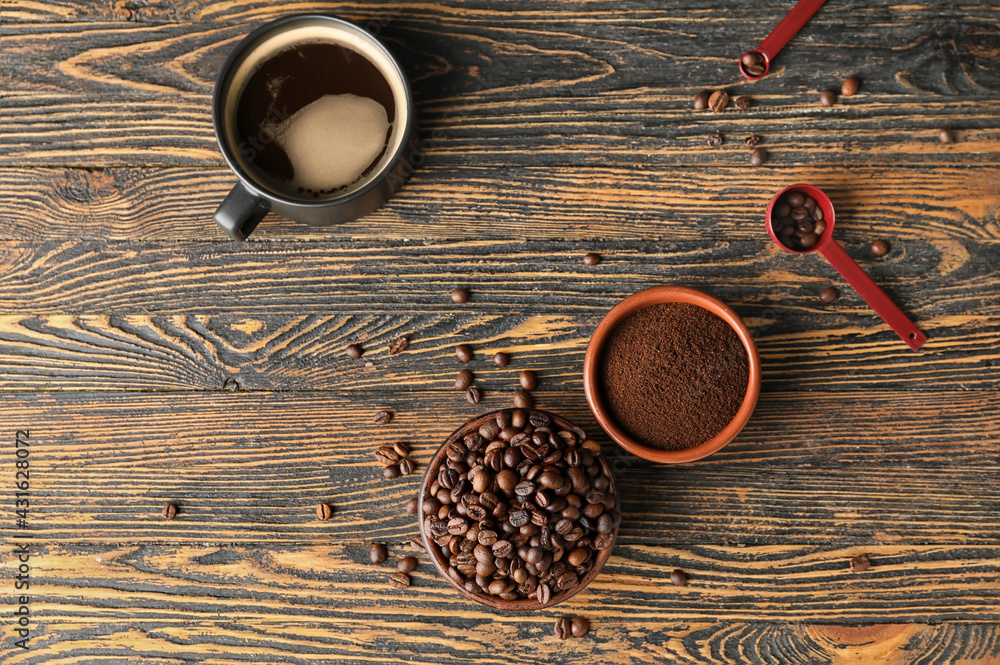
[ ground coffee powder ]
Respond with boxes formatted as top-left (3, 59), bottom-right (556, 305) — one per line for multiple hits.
top-left (599, 303), bottom-right (749, 450)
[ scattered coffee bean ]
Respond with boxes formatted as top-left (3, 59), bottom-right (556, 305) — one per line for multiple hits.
top-left (373, 410), bottom-right (393, 425)
top-left (345, 343), bottom-right (363, 359)
top-left (693, 91), bottom-right (710, 110)
top-left (162, 503), bottom-right (178, 520)
top-left (871, 239), bottom-right (890, 256)
top-left (772, 190), bottom-right (827, 251)
top-left (939, 128), bottom-right (954, 144)
top-left (571, 617), bottom-right (590, 637)
top-left (750, 148), bottom-right (767, 167)
top-left (819, 286), bottom-right (839, 304)
top-left (456, 344), bottom-right (473, 362)
top-left (850, 554), bottom-right (871, 573)
top-left (466, 386), bottom-right (481, 404)
top-left (388, 337), bottom-right (409, 355)
top-left (316, 503), bottom-right (334, 521)
top-left (397, 556), bottom-right (418, 573)
top-left (400, 459), bottom-right (416, 476)
top-left (745, 134), bottom-right (761, 148)
top-left (455, 369), bottom-right (474, 390)
top-left (383, 464), bottom-right (401, 480)
top-left (513, 389), bottom-right (533, 409)
top-left (451, 288), bottom-right (469, 304)
top-left (405, 497), bottom-right (419, 515)
top-left (841, 76), bottom-right (860, 97)
top-left (393, 441), bottom-right (411, 457)
top-left (583, 252), bottom-right (602, 266)
top-left (733, 95), bottom-right (751, 111)
top-left (389, 572), bottom-right (411, 589)
top-left (670, 569), bottom-right (688, 586)
top-left (371, 543), bottom-right (388, 564)
top-left (494, 352), bottom-right (510, 367)
top-left (375, 446), bottom-right (401, 466)
top-left (422, 409), bottom-right (618, 604)
top-left (708, 90), bottom-right (729, 112)
top-left (554, 617), bottom-right (571, 640)
top-left (820, 89), bottom-right (837, 107)
top-left (519, 370), bottom-right (537, 391)
top-left (707, 132), bottom-right (723, 147)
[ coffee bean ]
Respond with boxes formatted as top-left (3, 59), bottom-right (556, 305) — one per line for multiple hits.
top-left (456, 344), bottom-right (473, 362)
top-left (555, 617), bottom-right (571, 639)
top-left (819, 286), bottom-right (839, 303)
top-left (750, 148), bottom-right (767, 167)
top-left (513, 389), bottom-right (534, 409)
top-left (410, 537), bottom-right (427, 553)
top-left (820, 89), bottom-right (837, 106)
top-left (345, 343), bottom-right (363, 359)
top-left (708, 90), bottom-right (729, 112)
top-left (841, 76), bottom-right (860, 96)
top-left (799, 232), bottom-right (819, 250)
top-left (742, 52), bottom-right (762, 68)
top-left (745, 134), bottom-right (761, 148)
top-left (455, 369), bottom-right (474, 390)
top-left (370, 543), bottom-right (388, 564)
top-left (162, 503), bottom-right (178, 520)
top-left (397, 556), bottom-right (417, 574)
top-left (746, 62), bottom-right (766, 76)
top-left (939, 128), bottom-right (954, 144)
top-left (493, 352), bottom-right (510, 367)
top-left (786, 192), bottom-right (805, 208)
top-left (373, 410), bottom-right (393, 425)
top-left (693, 91), bottom-right (710, 110)
top-left (851, 554), bottom-right (871, 572)
top-left (670, 569), bottom-right (688, 586)
top-left (582, 252), bottom-right (602, 267)
top-left (389, 572), bottom-right (411, 589)
top-left (375, 446), bottom-right (401, 466)
top-left (536, 583), bottom-right (552, 605)
top-left (400, 459), bottom-right (416, 476)
top-left (451, 288), bottom-right (469, 304)
top-left (466, 386), bottom-right (481, 404)
top-left (733, 95), bottom-right (751, 111)
top-left (393, 441), bottom-right (410, 457)
top-left (316, 503), bottom-right (333, 521)
top-left (383, 464), bottom-right (401, 479)
top-left (571, 617), bottom-right (590, 637)
top-left (871, 239), bottom-right (890, 256)
top-left (405, 497), bottom-right (419, 515)
top-left (388, 337), bottom-right (409, 355)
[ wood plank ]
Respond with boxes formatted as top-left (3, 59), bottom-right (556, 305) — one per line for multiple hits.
top-left (1, 165), bottom-right (998, 243)
top-left (2, 390), bottom-right (997, 544)
top-left (2, 17), bottom-right (998, 167)
top-left (0, 239), bottom-right (994, 316)
top-left (4, 616), bottom-right (1000, 665)
top-left (0, 310), bottom-right (998, 392)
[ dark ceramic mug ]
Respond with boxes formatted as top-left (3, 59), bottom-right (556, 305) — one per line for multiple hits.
top-left (212, 15), bottom-right (414, 240)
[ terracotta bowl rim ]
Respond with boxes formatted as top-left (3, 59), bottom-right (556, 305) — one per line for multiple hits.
top-left (583, 286), bottom-right (761, 464)
top-left (418, 408), bottom-right (619, 611)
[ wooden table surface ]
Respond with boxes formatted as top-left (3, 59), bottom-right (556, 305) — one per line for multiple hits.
top-left (2, 1), bottom-right (999, 663)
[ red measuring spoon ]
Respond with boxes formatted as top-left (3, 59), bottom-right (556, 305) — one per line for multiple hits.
top-left (739, 0), bottom-right (829, 80)
top-left (766, 184), bottom-right (927, 351)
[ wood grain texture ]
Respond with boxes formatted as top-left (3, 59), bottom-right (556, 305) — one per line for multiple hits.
top-left (1, 13), bottom-right (998, 167)
top-left (0, 310), bottom-right (998, 393)
top-left (1, 390), bottom-right (997, 545)
top-left (1, 165), bottom-right (998, 243)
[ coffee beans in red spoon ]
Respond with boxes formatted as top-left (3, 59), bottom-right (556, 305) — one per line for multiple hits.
top-left (771, 191), bottom-right (827, 251)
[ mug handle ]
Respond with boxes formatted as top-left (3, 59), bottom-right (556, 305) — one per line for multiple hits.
top-left (214, 181), bottom-right (270, 240)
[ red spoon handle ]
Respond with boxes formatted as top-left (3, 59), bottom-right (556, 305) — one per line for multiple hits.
top-left (819, 240), bottom-right (927, 351)
top-left (757, 0), bottom-right (829, 61)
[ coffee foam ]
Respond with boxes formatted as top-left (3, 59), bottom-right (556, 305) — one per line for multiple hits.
top-left (269, 93), bottom-right (390, 192)
top-left (224, 21), bottom-right (409, 199)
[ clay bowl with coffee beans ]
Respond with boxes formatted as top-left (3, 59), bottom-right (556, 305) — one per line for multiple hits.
top-left (418, 409), bottom-right (619, 611)
top-left (584, 286), bottom-right (761, 464)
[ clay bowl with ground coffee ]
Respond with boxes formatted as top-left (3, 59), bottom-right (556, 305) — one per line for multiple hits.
top-left (584, 286), bottom-right (761, 464)
top-left (418, 409), bottom-right (619, 611)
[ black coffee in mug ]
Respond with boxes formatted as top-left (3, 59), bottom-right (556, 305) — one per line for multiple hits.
top-left (213, 16), bottom-right (414, 239)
